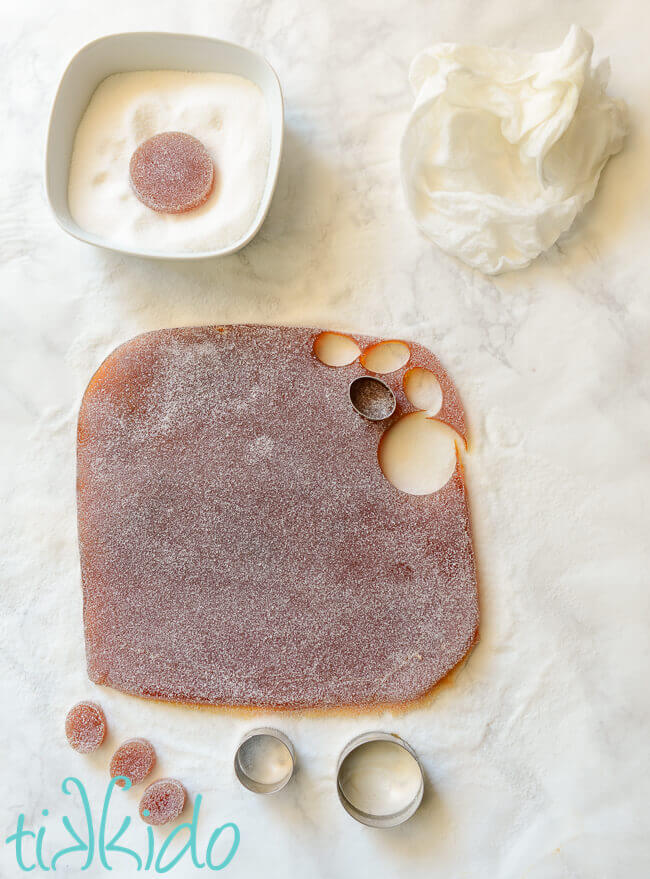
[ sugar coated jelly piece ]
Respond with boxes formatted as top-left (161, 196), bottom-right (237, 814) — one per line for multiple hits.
top-left (65, 701), bottom-right (107, 753)
top-left (360, 340), bottom-right (410, 374)
top-left (313, 331), bottom-right (361, 367)
top-left (110, 738), bottom-right (156, 788)
top-left (403, 367), bottom-right (443, 415)
top-left (139, 778), bottom-right (187, 825)
top-left (129, 132), bottom-right (215, 214)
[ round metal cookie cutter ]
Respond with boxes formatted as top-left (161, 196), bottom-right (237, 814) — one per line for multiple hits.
top-left (234, 727), bottom-right (296, 794)
top-left (336, 731), bottom-right (424, 827)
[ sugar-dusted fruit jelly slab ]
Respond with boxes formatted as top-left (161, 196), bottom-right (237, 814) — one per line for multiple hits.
top-left (77, 325), bottom-right (478, 709)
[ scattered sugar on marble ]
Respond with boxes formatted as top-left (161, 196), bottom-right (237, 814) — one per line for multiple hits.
top-left (129, 132), bottom-right (214, 214)
top-left (139, 778), bottom-right (186, 825)
top-left (65, 701), bottom-right (106, 753)
top-left (77, 326), bottom-right (478, 708)
top-left (109, 738), bottom-right (156, 787)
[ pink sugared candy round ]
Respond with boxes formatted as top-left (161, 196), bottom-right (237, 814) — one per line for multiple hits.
top-left (65, 701), bottom-right (107, 753)
top-left (129, 132), bottom-right (214, 214)
top-left (139, 778), bottom-right (187, 825)
top-left (110, 737), bottom-right (156, 788)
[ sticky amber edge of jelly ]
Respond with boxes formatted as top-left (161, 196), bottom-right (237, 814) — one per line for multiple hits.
top-left (89, 619), bottom-right (479, 719)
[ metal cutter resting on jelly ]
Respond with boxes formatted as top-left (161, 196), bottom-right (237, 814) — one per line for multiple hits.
top-left (77, 325), bottom-right (478, 709)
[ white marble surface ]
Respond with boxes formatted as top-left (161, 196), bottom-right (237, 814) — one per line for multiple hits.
top-left (1, 1), bottom-right (649, 876)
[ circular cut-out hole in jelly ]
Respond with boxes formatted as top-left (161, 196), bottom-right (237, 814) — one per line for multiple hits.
top-left (110, 738), bottom-right (156, 788)
top-left (337, 733), bottom-right (423, 828)
top-left (360, 341), bottom-right (410, 374)
top-left (139, 778), bottom-right (186, 825)
top-left (313, 331), bottom-right (361, 367)
top-left (65, 701), bottom-right (107, 754)
top-left (349, 376), bottom-right (396, 421)
top-left (378, 412), bottom-right (458, 495)
top-left (403, 367), bottom-right (443, 415)
top-left (234, 729), bottom-right (295, 795)
top-left (129, 132), bottom-right (215, 214)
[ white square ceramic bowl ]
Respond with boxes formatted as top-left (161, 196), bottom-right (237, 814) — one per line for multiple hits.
top-left (45, 32), bottom-right (284, 260)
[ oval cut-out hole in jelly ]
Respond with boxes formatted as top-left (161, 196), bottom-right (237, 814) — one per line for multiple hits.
top-left (378, 412), bottom-right (458, 495)
top-left (349, 376), bottom-right (396, 421)
top-left (360, 341), bottom-right (410, 374)
top-left (129, 132), bottom-right (215, 214)
top-left (403, 367), bottom-right (443, 415)
top-left (313, 332), bottom-right (361, 367)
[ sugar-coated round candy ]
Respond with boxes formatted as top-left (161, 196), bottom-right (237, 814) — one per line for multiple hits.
top-left (129, 132), bottom-right (215, 214)
top-left (65, 701), bottom-right (107, 753)
top-left (110, 738), bottom-right (156, 788)
top-left (139, 778), bottom-right (187, 825)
